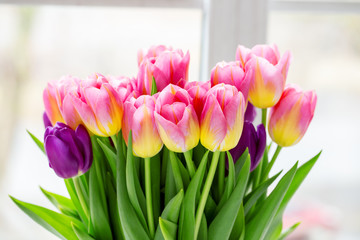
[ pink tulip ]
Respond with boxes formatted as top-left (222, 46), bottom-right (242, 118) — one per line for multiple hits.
top-left (184, 81), bottom-right (211, 120)
top-left (137, 49), bottom-right (190, 95)
top-left (70, 73), bottom-right (123, 137)
top-left (268, 84), bottom-right (317, 147)
top-left (43, 75), bottom-right (83, 129)
top-left (200, 83), bottom-right (245, 152)
top-left (137, 45), bottom-right (172, 66)
top-left (154, 84), bottom-right (199, 152)
top-left (236, 44), bottom-right (291, 108)
top-left (122, 95), bottom-right (163, 158)
top-left (210, 61), bottom-right (252, 101)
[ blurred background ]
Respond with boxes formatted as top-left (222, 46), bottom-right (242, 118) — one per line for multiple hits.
top-left (0, 1), bottom-right (359, 239)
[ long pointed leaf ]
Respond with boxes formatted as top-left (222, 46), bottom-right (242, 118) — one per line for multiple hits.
top-left (27, 130), bottom-right (45, 154)
top-left (245, 162), bottom-right (298, 240)
top-left (40, 187), bottom-right (78, 218)
top-left (208, 157), bottom-right (250, 240)
top-left (10, 196), bottom-right (83, 240)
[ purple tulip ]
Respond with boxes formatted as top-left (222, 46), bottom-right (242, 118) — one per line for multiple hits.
top-left (230, 121), bottom-right (266, 171)
top-left (244, 102), bottom-right (256, 122)
top-left (43, 112), bottom-right (52, 128)
top-left (44, 122), bottom-right (93, 178)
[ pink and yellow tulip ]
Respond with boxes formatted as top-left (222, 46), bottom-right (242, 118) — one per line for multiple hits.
top-left (210, 61), bottom-right (252, 101)
top-left (268, 84), bottom-right (317, 147)
top-left (200, 83), bottom-right (245, 152)
top-left (43, 75), bottom-right (83, 129)
top-left (154, 84), bottom-right (199, 152)
top-left (123, 96), bottom-right (163, 158)
top-left (71, 73), bottom-right (123, 137)
top-left (236, 44), bottom-right (291, 108)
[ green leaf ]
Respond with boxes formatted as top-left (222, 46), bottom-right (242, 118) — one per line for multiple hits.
top-left (215, 152), bottom-right (236, 213)
top-left (159, 218), bottom-right (177, 240)
top-left (198, 214), bottom-right (208, 240)
top-left (115, 133), bottom-right (150, 240)
top-left (64, 179), bottom-right (89, 228)
top-left (264, 151), bottom-right (321, 239)
top-left (27, 130), bottom-right (45, 154)
top-left (106, 173), bottom-right (125, 240)
top-left (243, 171), bottom-right (282, 215)
top-left (10, 196), bottom-right (83, 240)
top-left (151, 153), bottom-right (162, 227)
top-left (280, 151), bottom-right (321, 213)
top-left (155, 189), bottom-right (184, 240)
top-left (169, 151), bottom-right (184, 192)
top-left (278, 222), bottom-right (300, 240)
top-left (245, 162), bottom-right (298, 240)
top-left (235, 149), bottom-right (249, 179)
top-left (178, 151), bottom-right (209, 240)
top-left (151, 76), bottom-right (158, 95)
top-left (71, 223), bottom-right (95, 240)
top-left (97, 139), bottom-right (117, 178)
top-left (229, 203), bottom-right (245, 240)
top-left (40, 187), bottom-right (78, 218)
top-left (165, 149), bottom-right (177, 205)
top-left (125, 131), bottom-right (148, 232)
top-left (89, 158), bottom-right (113, 239)
top-left (208, 157), bottom-right (250, 240)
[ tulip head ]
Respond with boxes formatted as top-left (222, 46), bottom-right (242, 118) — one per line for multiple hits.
top-left (154, 84), bottom-right (199, 152)
top-left (229, 122), bottom-right (266, 171)
top-left (123, 96), bottom-right (163, 158)
top-left (43, 112), bottom-right (52, 128)
top-left (200, 83), bottom-right (245, 152)
top-left (71, 73), bottom-right (123, 137)
top-left (210, 61), bottom-right (252, 101)
top-left (236, 44), bottom-right (291, 108)
top-left (152, 49), bottom-right (190, 91)
top-left (268, 84), bottom-right (317, 147)
top-left (43, 75), bottom-right (83, 130)
top-left (44, 123), bottom-right (93, 179)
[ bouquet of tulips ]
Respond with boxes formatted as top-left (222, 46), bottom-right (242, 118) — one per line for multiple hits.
top-left (11, 44), bottom-right (320, 240)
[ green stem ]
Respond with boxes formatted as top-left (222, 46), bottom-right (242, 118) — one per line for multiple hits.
top-left (184, 150), bottom-right (196, 178)
top-left (194, 151), bottom-right (221, 239)
top-left (261, 108), bottom-right (267, 128)
top-left (145, 157), bottom-right (155, 238)
top-left (254, 108), bottom-right (268, 189)
top-left (74, 176), bottom-right (90, 220)
top-left (217, 152), bottom-right (225, 199)
top-left (261, 145), bottom-right (282, 182)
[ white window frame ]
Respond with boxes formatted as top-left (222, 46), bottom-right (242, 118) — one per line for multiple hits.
top-left (1, 0), bottom-right (359, 80)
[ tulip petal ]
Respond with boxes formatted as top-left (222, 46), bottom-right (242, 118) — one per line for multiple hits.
top-left (45, 136), bottom-right (79, 178)
top-left (200, 94), bottom-right (227, 151)
top-left (75, 125), bottom-right (93, 173)
top-left (154, 112), bottom-right (185, 152)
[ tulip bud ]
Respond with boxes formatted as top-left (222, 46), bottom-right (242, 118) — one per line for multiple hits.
top-left (71, 73), bottom-right (123, 137)
top-left (123, 96), bottom-right (163, 158)
top-left (154, 84), bottom-right (199, 152)
top-left (44, 123), bottom-right (93, 178)
top-left (210, 61), bottom-right (252, 101)
top-left (268, 84), bottom-right (317, 147)
top-left (200, 83), bottom-right (245, 152)
top-left (236, 44), bottom-right (291, 108)
top-left (229, 122), bottom-right (266, 171)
